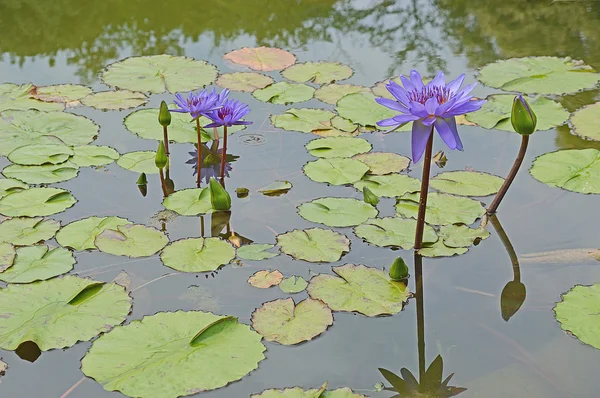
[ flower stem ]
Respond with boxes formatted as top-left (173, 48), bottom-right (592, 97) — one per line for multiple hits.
top-left (213, 127), bottom-right (219, 143)
top-left (488, 214), bottom-right (520, 280)
top-left (414, 252), bottom-right (426, 379)
top-left (162, 126), bottom-right (170, 155)
top-left (195, 118), bottom-right (202, 188)
top-left (414, 131), bottom-right (434, 250)
top-left (220, 125), bottom-right (228, 183)
top-left (158, 168), bottom-right (168, 197)
top-left (487, 135), bottom-right (529, 215)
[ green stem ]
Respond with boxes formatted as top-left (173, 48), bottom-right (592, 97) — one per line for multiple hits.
top-left (163, 125), bottom-right (170, 155)
top-left (488, 214), bottom-right (520, 281)
top-left (195, 118), bottom-right (202, 188)
top-left (414, 252), bottom-right (426, 379)
top-left (158, 168), bottom-right (168, 197)
top-left (414, 130), bottom-right (434, 250)
top-left (220, 125), bottom-right (228, 183)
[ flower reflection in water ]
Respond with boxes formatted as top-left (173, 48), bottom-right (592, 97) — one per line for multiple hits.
top-left (186, 141), bottom-right (239, 185)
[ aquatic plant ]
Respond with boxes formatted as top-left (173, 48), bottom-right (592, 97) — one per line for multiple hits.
top-left (158, 100), bottom-right (171, 155)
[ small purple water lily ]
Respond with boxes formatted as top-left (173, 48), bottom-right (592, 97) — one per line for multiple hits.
top-left (204, 98), bottom-right (253, 128)
top-left (171, 88), bottom-right (230, 120)
top-left (376, 70), bottom-right (485, 162)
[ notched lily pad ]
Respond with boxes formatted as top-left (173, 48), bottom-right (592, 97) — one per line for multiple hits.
top-left (0, 242), bottom-right (16, 272)
top-left (216, 72), bottom-right (274, 92)
top-left (336, 92), bottom-right (396, 127)
top-left (315, 84), bottom-right (370, 105)
top-left (237, 244), bottom-right (279, 260)
top-left (277, 228), bottom-right (350, 263)
top-left (258, 181), bottom-right (293, 196)
top-left (306, 137), bottom-right (371, 158)
top-left (160, 237), bottom-right (235, 272)
top-left (271, 108), bottom-right (336, 133)
top-left (279, 276), bottom-right (309, 294)
top-left (0, 217), bottom-right (60, 246)
top-left (31, 84), bottom-right (92, 105)
top-left (354, 174), bottom-right (420, 198)
top-left (116, 151), bottom-right (158, 174)
top-left (396, 192), bottom-right (485, 225)
top-left (251, 384), bottom-right (366, 398)
top-left (95, 224), bottom-right (168, 258)
top-left (0, 178), bottom-right (28, 199)
top-left (0, 188), bottom-right (77, 217)
top-left (439, 224), bottom-right (490, 248)
top-left (248, 270), bottom-right (284, 288)
top-left (353, 152), bottom-right (410, 175)
top-left (163, 188), bottom-right (213, 216)
top-left (0, 83), bottom-right (64, 112)
top-left (298, 197), bottom-right (378, 227)
top-left (0, 245), bottom-right (75, 284)
top-left (354, 217), bottom-right (437, 250)
top-left (224, 47), bottom-right (296, 71)
top-left (253, 82), bottom-right (315, 105)
top-left (2, 161), bottom-right (79, 184)
top-left (304, 158), bottom-right (369, 186)
top-left (8, 144), bottom-right (73, 166)
top-left (430, 171), bottom-right (504, 197)
top-left (281, 62), bottom-right (353, 85)
top-left (71, 145), bottom-right (120, 167)
top-left (554, 284), bottom-right (600, 349)
top-left (529, 149), bottom-right (600, 194)
top-left (418, 240), bottom-right (469, 258)
top-left (56, 216), bottom-right (132, 251)
top-left (81, 90), bottom-right (148, 110)
top-left (570, 102), bottom-right (600, 141)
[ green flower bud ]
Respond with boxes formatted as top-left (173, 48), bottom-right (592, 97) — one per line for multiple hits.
top-left (158, 100), bottom-right (171, 127)
top-left (363, 186), bottom-right (379, 206)
top-left (136, 173), bottom-right (147, 186)
top-left (511, 95), bottom-right (537, 135)
top-left (389, 257), bottom-right (409, 281)
top-left (209, 177), bottom-right (231, 211)
top-left (155, 141), bottom-right (167, 169)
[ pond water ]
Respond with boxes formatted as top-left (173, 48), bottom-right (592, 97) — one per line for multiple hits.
top-left (1, 0), bottom-right (600, 397)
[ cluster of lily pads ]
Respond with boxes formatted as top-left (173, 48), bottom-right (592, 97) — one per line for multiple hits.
top-left (0, 46), bottom-right (599, 397)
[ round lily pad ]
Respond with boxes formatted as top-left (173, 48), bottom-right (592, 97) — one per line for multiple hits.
top-left (396, 192), bottom-right (486, 225)
top-left (82, 311), bottom-right (266, 396)
top-left (223, 46), bottom-right (296, 71)
top-left (554, 284), bottom-right (600, 349)
top-left (315, 84), bottom-right (370, 105)
top-left (570, 102), bottom-right (600, 141)
top-left (95, 224), bottom-right (168, 258)
top-left (0, 217), bottom-right (60, 246)
top-left (56, 216), bottom-right (132, 251)
top-left (0, 188), bottom-right (76, 217)
top-left (2, 161), bottom-right (79, 184)
top-left (160, 237), bottom-right (235, 272)
top-left (353, 152), bottom-right (410, 175)
top-left (216, 72), bottom-right (274, 92)
top-left (248, 270), bottom-right (284, 288)
top-left (430, 171), bottom-right (504, 196)
top-left (0, 83), bottom-right (64, 112)
top-left (251, 384), bottom-right (365, 398)
top-left (303, 158), bottom-right (369, 185)
top-left (419, 241), bottom-right (469, 258)
top-left (298, 197), bottom-right (378, 227)
top-left (7, 144), bottom-right (73, 165)
top-left (281, 62), bottom-right (353, 85)
top-left (271, 108), bottom-right (336, 133)
top-left (253, 82), bottom-right (315, 105)
top-left (354, 174), bottom-right (420, 198)
top-left (116, 151), bottom-right (158, 174)
top-left (336, 92), bottom-right (396, 127)
top-left (306, 137), bottom-right (371, 158)
top-left (31, 84), bottom-right (92, 104)
top-left (81, 90), bottom-right (148, 110)
top-left (279, 276), bottom-right (309, 294)
top-left (237, 244), bottom-right (278, 261)
top-left (371, 77), bottom-right (402, 99)
top-left (0, 245), bottom-right (75, 284)
top-left (354, 217), bottom-right (437, 250)
top-left (277, 228), bottom-right (350, 263)
top-left (529, 149), bottom-right (600, 194)
top-left (163, 188), bottom-right (213, 216)
top-left (0, 242), bottom-right (16, 272)
top-left (102, 55), bottom-right (218, 94)
top-left (477, 56), bottom-right (600, 95)
top-left (251, 298), bottom-right (333, 345)
top-left (70, 145), bottom-right (120, 167)
top-left (439, 224), bottom-right (490, 248)
top-left (0, 275), bottom-right (132, 350)
top-left (0, 178), bottom-right (28, 199)
top-left (307, 264), bottom-right (410, 317)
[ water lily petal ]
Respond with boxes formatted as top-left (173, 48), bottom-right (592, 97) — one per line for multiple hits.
top-left (424, 97), bottom-right (439, 115)
top-left (409, 102), bottom-right (430, 119)
top-left (400, 75), bottom-right (416, 92)
top-left (445, 100), bottom-right (486, 116)
top-left (412, 120), bottom-right (433, 163)
top-left (422, 116), bottom-right (437, 126)
top-left (410, 70), bottom-right (425, 90)
top-left (446, 116), bottom-right (463, 150)
top-left (376, 97), bottom-right (410, 113)
top-left (434, 117), bottom-right (458, 150)
top-left (377, 117), bottom-right (402, 127)
top-left (387, 81), bottom-right (411, 106)
top-left (393, 114), bottom-right (420, 123)
top-left (446, 74), bottom-right (465, 94)
top-left (428, 71), bottom-right (446, 88)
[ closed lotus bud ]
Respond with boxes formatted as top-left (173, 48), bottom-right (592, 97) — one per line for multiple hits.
top-left (363, 186), bottom-right (379, 206)
top-left (136, 173), bottom-right (147, 186)
top-left (511, 95), bottom-right (537, 135)
top-left (389, 257), bottom-right (409, 281)
top-left (155, 141), bottom-right (167, 169)
top-left (209, 177), bottom-right (231, 211)
top-left (158, 100), bottom-right (171, 127)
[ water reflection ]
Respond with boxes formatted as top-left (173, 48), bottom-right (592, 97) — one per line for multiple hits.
top-left (187, 142), bottom-right (239, 185)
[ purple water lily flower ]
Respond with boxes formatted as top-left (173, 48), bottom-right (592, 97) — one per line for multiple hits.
top-left (204, 98), bottom-right (252, 128)
top-left (376, 70), bottom-right (485, 162)
top-left (171, 88), bottom-right (230, 120)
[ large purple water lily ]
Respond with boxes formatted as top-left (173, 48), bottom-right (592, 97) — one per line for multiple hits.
top-left (376, 70), bottom-right (485, 162)
top-left (171, 88), bottom-right (230, 120)
top-left (204, 98), bottom-right (252, 128)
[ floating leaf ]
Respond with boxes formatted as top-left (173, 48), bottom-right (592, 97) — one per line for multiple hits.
top-left (248, 270), bottom-right (284, 288)
top-left (0, 188), bottom-right (76, 217)
top-left (396, 192), bottom-right (486, 225)
top-left (0, 217), bottom-right (60, 246)
top-left (81, 90), bottom-right (148, 110)
top-left (0, 178), bottom-right (28, 199)
top-left (0, 243), bottom-right (16, 272)
top-left (354, 174), bottom-right (420, 198)
top-left (163, 188), bottom-right (213, 216)
top-left (353, 152), bottom-right (410, 175)
top-left (31, 84), bottom-right (92, 104)
top-left (253, 82), bottom-right (315, 105)
top-left (7, 144), bottom-right (73, 165)
top-left (529, 149), bottom-right (600, 194)
top-left (430, 171), bottom-right (504, 196)
top-left (2, 161), bottom-right (79, 184)
top-left (418, 240), bottom-right (469, 258)
top-left (95, 224), bottom-right (168, 258)
top-left (237, 244), bottom-right (279, 260)
top-left (554, 284), bottom-right (600, 349)
top-left (116, 151), bottom-right (159, 174)
top-left (216, 72), bottom-right (274, 92)
top-left (56, 216), bottom-right (132, 251)
top-left (160, 237), bottom-right (235, 272)
top-left (315, 84), bottom-right (370, 105)
top-left (70, 145), bottom-right (120, 167)
top-left (0, 83), bottom-right (64, 112)
top-left (282, 62), bottom-right (353, 85)
top-left (371, 77), bottom-right (402, 99)
top-left (250, 383), bottom-right (328, 398)
top-left (251, 298), bottom-right (333, 345)
top-left (277, 228), bottom-right (350, 263)
top-left (477, 56), bottom-right (600, 95)
top-left (102, 55), bottom-right (218, 94)
top-left (279, 276), bottom-right (309, 294)
top-left (303, 158), bottom-right (369, 185)
top-left (0, 275), bottom-right (131, 350)
top-left (307, 264), bottom-right (410, 316)
top-left (354, 217), bottom-right (437, 249)
top-left (306, 137), bottom-right (371, 158)
top-left (570, 102), bottom-right (600, 141)
top-left (336, 92), bottom-right (396, 127)
top-left (258, 181), bottom-right (293, 196)
top-left (271, 108), bottom-right (336, 133)
top-left (298, 197), bottom-right (378, 227)
top-left (0, 245), bottom-right (75, 284)
top-left (224, 46), bottom-right (296, 71)
top-left (440, 224), bottom-right (490, 248)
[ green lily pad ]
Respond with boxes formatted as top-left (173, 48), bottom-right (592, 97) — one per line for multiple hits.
top-left (307, 264), bottom-right (410, 316)
top-left (0, 242), bottom-right (16, 272)
top-left (298, 197), bottom-right (378, 227)
top-left (81, 90), bottom-right (148, 110)
top-left (279, 276), bottom-right (309, 294)
top-left (102, 55), bottom-right (218, 94)
top-left (336, 92), bottom-right (397, 127)
top-left (303, 158), bottom-right (369, 185)
top-left (371, 77), bottom-right (403, 99)
top-left (554, 284), bottom-right (600, 349)
top-left (529, 149), bottom-right (600, 194)
top-left (277, 228), bottom-right (350, 263)
top-left (31, 84), bottom-right (92, 104)
top-left (55, 216), bottom-right (132, 251)
top-left (315, 84), bottom-right (370, 105)
top-left (82, 311), bottom-right (266, 396)
top-left (439, 224), bottom-right (490, 248)
top-left (160, 237), bottom-right (235, 272)
top-left (282, 62), bottom-right (353, 85)
top-left (354, 217), bottom-right (437, 250)
top-left (0, 188), bottom-right (76, 217)
top-left (477, 56), bottom-right (600, 95)
top-left (430, 171), bottom-right (504, 196)
top-left (258, 180), bottom-right (293, 196)
top-left (248, 270), bottom-right (284, 288)
top-left (570, 102), bottom-right (600, 141)
top-left (0, 178), bottom-right (28, 199)
top-left (163, 188), bottom-right (213, 216)
top-left (95, 224), bottom-right (168, 258)
top-left (251, 383), bottom-right (328, 398)
top-left (354, 174), bottom-right (420, 198)
top-left (396, 192), bottom-right (486, 225)
top-left (116, 151), bottom-right (158, 174)
top-left (0, 217), bottom-right (60, 246)
top-left (306, 137), bottom-right (372, 158)
top-left (216, 72), bottom-right (274, 92)
top-left (353, 152), bottom-right (411, 175)
top-left (70, 145), bottom-right (120, 167)
top-left (223, 46), bottom-right (296, 71)
top-left (466, 95), bottom-right (568, 132)
top-left (7, 144), bottom-right (73, 165)
top-left (2, 161), bottom-right (79, 184)
top-left (0, 275), bottom-right (131, 350)
top-left (271, 108), bottom-right (336, 133)
top-left (0, 109), bottom-right (99, 156)
top-left (0, 83), bottom-right (64, 112)
top-left (418, 241), bottom-right (469, 258)
top-left (253, 82), bottom-right (315, 105)
top-left (0, 245), bottom-right (75, 284)
top-left (251, 298), bottom-right (333, 345)
top-left (237, 244), bottom-right (279, 260)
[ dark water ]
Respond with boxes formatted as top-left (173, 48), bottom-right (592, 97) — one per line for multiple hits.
top-left (1, 0), bottom-right (600, 397)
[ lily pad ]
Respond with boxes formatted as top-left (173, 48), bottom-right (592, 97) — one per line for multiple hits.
top-left (81, 90), bottom-right (148, 110)
top-left (271, 108), bottom-right (336, 133)
top-left (251, 298), bottom-right (333, 345)
top-left (554, 284), bottom-right (600, 349)
top-left (353, 152), bottom-right (411, 175)
top-left (160, 237), bottom-right (235, 272)
top-left (70, 145), bottom-right (120, 167)
top-left (0, 178), bottom-right (28, 199)
top-left (0, 275), bottom-right (131, 350)
top-left (307, 264), bottom-right (410, 316)
top-left (396, 192), bottom-right (486, 225)
top-left (279, 276), bottom-right (309, 294)
top-left (2, 161), bottom-right (79, 184)
top-left (216, 72), bottom-right (274, 92)
top-left (439, 224), bottom-right (490, 248)
top-left (277, 228), bottom-right (350, 263)
top-left (0, 217), bottom-right (60, 246)
top-left (306, 137), bottom-right (371, 158)
top-left (223, 46), bottom-right (296, 71)
top-left (354, 217), bottom-right (437, 250)
top-left (0, 245), bottom-right (75, 284)
top-left (303, 158), bottom-right (369, 185)
top-left (102, 55), bottom-right (218, 94)
top-left (116, 151), bottom-right (158, 174)
top-left (31, 84), bottom-right (92, 105)
top-left (315, 84), bottom-right (370, 105)
top-left (258, 181), bottom-right (293, 196)
top-left (248, 270), bottom-right (284, 288)
top-left (0, 243), bottom-right (16, 272)
top-left (298, 197), bottom-right (378, 227)
top-left (253, 82), bottom-right (315, 105)
top-left (0, 188), bottom-right (76, 217)
top-left (418, 240), bottom-right (469, 258)
top-left (354, 174), bottom-right (420, 198)
top-left (281, 62), bottom-right (353, 85)
top-left (55, 216), bottom-right (132, 251)
top-left (7, 144), bottom-right (73, 165)
top-left (0, 83), bottom-right (64, 112)
top-left (336, 92), bottom-right (396, 127)
top-left (237, 244), bottom-right (279, 260)
top-left (477, 56), bottom-right (600, 95)
top-left (251, 383), bottom-right (328, 398)
top-left (163, 188), bottom-right (213, 216)
top-left (430, 171), bottom-right (504, 196)
top-left (95, 224), bottom-right (168, 258)
top-left (371, 77), bottom-right (402, 99)
top-left (529, 149), bottom-right (600, 194)
top-left (570, 102), bottom-right (600, 141)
